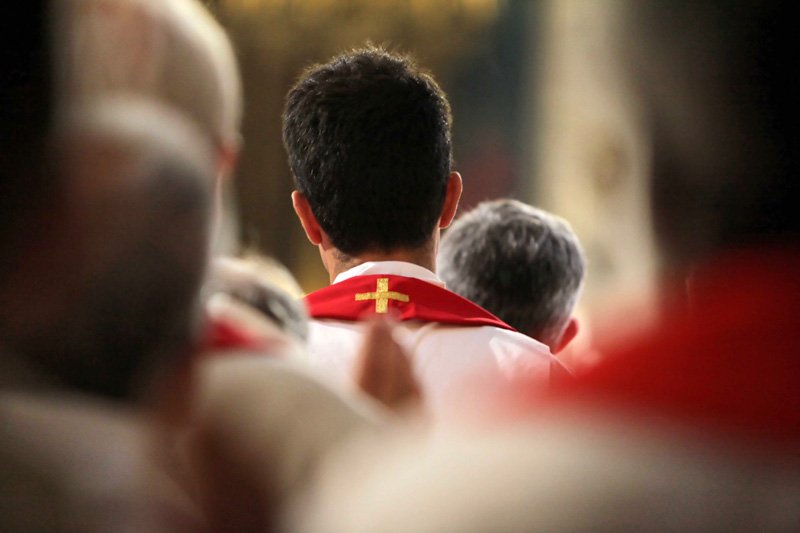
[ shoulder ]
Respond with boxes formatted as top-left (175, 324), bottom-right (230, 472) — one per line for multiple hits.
top-left (0, 392), bottom-right (162, 531)
top-left (427, 324), bottom-right (550, 357)
top-left (476, 326), bottom-right (554, 379)
top-left (489, 326), bottom-right (550, 354)
top-left (305, 318), bottom-right (366, 359)
top-left (408, 323), bottom-right (553, 379)
top-left (307, 318), bottom-right (365, 341)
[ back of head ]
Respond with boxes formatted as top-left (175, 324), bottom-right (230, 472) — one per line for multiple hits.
top-left (283, 46), bottom-right (453, 255)
top-left (59, 0), bottom-right (242, 147)
top-left (208, 255), bottom-right (309, 344)
top-left (22, 100), bottom-right (215, 400)
top-left (438, 199), bottom-right (585, 347)
top-left (621, 0), bottom-right (798, 268)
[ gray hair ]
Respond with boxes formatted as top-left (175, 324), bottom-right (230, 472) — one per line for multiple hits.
top-left (208, 254), bottom-right (309, 343)
top-left (438, 199), bottom-right (586, 348)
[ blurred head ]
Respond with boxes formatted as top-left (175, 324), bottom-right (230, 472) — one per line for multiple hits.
top-left (621, 0), bottom-right (798, 270)
top-left (0, 100), bottom-right (215, 400)
top-left (439, 199), bottom-right (585, 352)
top-left (283, 46), bottom-right (458, 257)
top-left (59, 0), bottom-right (243, 173)
top-left (207, 255), bottom-right (309, 344)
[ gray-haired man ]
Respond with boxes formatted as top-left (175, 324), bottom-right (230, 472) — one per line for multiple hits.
top-left (438, 199), bottom-right (586, 354)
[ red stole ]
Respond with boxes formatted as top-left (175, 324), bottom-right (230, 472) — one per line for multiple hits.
top-left (198, 316), bottom-right (277, 353)
top-left (305, 274), bottom-right (516, 332)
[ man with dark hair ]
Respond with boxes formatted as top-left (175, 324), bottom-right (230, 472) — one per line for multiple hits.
top-left (290, 2), bottom-right (800, 530)
top-left (284, 47), bottom-right (454, 257)
top-left (283, 47), bottom-right (554, 412)
top-left (438, 199), bottom-right (586, 354)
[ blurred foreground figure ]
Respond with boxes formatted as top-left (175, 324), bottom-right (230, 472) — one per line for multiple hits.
top-left (193, 259), bottom-right (423, 529)
top-left (60, 0), bottom-right (243, 182)
top-left (206, 254), bottom-right (309, 349)
top-left (283, 47), bottom-right (555, 414)
top-left (1, 3), bottom-right (216, 402)
top-left (0, 99), bottom-right (215, 533)
top-left (2, 4), bottom-right (382, 532)
top-left (286, 1), bottom-right (800, 530)
top-left (61, 0), bottom-right (244, 261)
top-left (546, 0), bottom-right (800, 451)
top-left (438, 199), bottom-right (586, 355)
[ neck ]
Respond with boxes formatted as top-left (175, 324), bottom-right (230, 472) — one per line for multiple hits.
top-left (323, 244), bottom-right (437, 283)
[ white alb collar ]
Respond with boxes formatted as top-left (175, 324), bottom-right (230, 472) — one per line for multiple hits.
top-left (333, 261), bottom-right (445, 288)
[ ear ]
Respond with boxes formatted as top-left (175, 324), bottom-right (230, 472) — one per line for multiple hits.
top-left (216, 140), bottom-right (240, 181)
top-left (291, 190), bottom-right (323, 245)
top-left (438, 171), bottom-right (463, 228)
top-left (211, 142), bottom-right (240, 209)
top-left (553, 317), bottom-right (579, 354)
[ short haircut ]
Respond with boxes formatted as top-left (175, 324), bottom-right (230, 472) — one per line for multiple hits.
top-left (60, 0), bottom-right (242, 146)
top-left (282, 46), bottom-right (453, 256)
top-left (438, 199), bottom-right (586, 347)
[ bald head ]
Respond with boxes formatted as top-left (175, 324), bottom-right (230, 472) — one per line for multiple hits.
top-left (59, 0), bottom-right (242, 151)
top-left (0, 100), bottom-right (216, 399)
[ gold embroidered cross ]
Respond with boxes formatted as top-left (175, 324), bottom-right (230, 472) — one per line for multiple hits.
top-left (354, 277), bottom-right (410, 313)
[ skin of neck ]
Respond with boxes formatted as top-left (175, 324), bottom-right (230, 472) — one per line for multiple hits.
top-left (292, 172), bottom-right (462, 284)
top-left (319, 229), bottom-right (441, 283)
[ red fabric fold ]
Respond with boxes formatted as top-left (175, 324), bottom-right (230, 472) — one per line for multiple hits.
top-left (305, 274), bottom-right (516, 332)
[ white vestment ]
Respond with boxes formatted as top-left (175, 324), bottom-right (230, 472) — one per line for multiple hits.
top-left (304, 261), bottom-right (555, 415)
